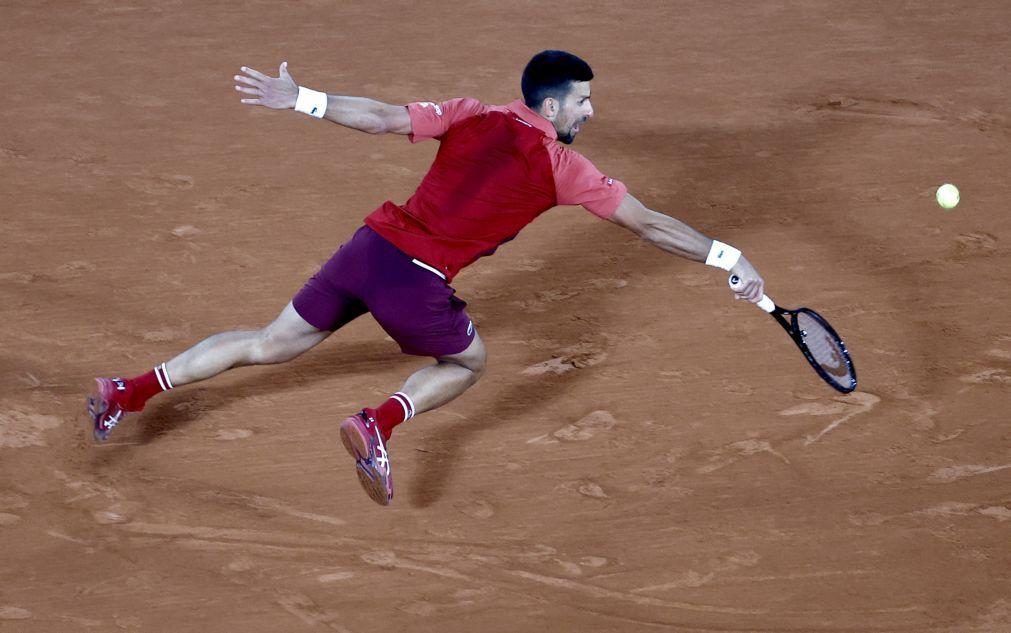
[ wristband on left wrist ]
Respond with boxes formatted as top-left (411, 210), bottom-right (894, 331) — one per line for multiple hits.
top-left (294, 86), bottom-right (327, 118)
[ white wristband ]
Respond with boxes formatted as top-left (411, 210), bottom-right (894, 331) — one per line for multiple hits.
top-left (705, 240), bottom-right (742, 271)
top-left (294, 86), bottom-right (327, 118)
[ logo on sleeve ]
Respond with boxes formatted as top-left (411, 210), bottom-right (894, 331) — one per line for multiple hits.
top-left (418, 102), bottom-right (443, 116)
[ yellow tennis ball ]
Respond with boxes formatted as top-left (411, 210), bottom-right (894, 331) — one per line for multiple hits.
top-left (936, 183), bottom-right (960, 209)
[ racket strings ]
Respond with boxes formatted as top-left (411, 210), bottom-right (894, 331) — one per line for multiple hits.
top-left (795, 311), bottom-right (855, 389)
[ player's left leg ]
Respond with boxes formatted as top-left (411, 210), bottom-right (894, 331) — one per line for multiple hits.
top-left (163, 301), bottom-right (331, 385)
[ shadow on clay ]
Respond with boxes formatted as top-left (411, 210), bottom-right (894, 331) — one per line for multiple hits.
top-left (406, 365), bottom-right (588, 509)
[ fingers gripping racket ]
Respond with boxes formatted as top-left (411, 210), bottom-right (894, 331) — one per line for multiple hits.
top-left (729, 275), bottom-right (857, 393)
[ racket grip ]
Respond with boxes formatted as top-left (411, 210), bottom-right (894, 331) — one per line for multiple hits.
top-left (728, 275), bottom-right (775, 313)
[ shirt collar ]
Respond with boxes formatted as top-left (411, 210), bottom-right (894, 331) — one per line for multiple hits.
top-left (505, 99), bottom-right (558, 140)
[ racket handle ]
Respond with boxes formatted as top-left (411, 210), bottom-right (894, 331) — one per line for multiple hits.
top-left (728, 275), bottom-right (775, 313)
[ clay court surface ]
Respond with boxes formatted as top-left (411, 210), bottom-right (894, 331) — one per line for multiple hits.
top-left (2, 1), bottom-right (1010, 631)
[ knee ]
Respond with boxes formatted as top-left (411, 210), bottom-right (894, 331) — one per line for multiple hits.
top-left (466, 359), bottom-right (486, 384)
top-left (463, 345), bottom-right (487, 380)
top-left (443, 346), bottom-right (486, 381)
top-left (439, 333), bottom-right (487, 380)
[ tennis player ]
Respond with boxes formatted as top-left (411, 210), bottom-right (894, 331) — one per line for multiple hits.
top-left (89, 51), bottom-right (765, 505)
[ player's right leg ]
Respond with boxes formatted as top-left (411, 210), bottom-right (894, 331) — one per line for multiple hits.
top-left (339, 332), bottom-right (486, 506)
top-left (89, 301), bottom-right (331, 442)
top-left (331, 226), bottom-right (485, 505)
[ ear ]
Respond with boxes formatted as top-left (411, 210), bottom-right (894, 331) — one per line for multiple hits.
top-left (540, 97), bottom-right (560, 121)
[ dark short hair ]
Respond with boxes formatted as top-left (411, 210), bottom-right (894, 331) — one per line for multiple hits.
top-left (521, 50), bottom-right (594, 109)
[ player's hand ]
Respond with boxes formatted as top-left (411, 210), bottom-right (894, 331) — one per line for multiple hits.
top-left (234, 62), bottom-right (298, 109)
top-left (729, 257), bottom-right (765, 303)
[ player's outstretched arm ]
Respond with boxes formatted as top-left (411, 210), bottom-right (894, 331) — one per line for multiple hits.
top-left (608, 193), bottom-right (765, 303)
top-left (234, 62), bottom-right (412, 135)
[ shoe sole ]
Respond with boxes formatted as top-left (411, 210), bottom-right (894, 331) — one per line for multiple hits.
top-left (339, 418), bottom-right (392, 506)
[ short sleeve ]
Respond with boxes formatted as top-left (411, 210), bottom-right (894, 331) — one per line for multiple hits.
top-left (550, 147), bottom-right (628, 219)
top-left (406, 97), bottom-right (488, 143)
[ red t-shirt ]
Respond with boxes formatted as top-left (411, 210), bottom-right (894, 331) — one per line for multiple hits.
top-left (364, 98), bottom-right (627, 281)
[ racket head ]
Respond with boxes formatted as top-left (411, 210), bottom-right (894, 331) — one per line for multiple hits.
top-left (788, 308), bottom-right (857, 393)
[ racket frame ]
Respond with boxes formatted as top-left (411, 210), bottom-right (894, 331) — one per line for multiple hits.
top-left (729, 275), bottom-right (857, 394)
top-left (769, 305), bottom-right (857, 393)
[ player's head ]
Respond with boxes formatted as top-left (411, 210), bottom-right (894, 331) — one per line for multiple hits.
top-left (522, 50), bottom-right (594, 144)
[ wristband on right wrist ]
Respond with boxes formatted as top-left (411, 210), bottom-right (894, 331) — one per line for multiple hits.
top-left (294, 86), bottom-right (327, 118)
top-left (705, 240), bottom-right (742, 271)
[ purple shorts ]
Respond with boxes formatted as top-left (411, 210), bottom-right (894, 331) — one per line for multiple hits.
top-left (292, 226), bottom-right (475, 357)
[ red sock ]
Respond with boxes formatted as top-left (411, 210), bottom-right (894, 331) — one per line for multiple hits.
top-left (125, 363), bottom-right (174, 411)
top-left (373, 392), bottom-right (415, 441)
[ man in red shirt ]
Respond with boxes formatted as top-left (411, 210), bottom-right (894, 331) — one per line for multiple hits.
top-left (89, 51), bottom-right (765, 506)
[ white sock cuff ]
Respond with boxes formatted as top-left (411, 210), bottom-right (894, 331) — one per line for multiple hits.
top-left (154, 363), bottom-right (174, 391)
top-left (393, 392), bottom-right (415, 420)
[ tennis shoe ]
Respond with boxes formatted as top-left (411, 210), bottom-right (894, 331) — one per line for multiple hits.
top-left (88, 377), bottom-right (131, 442)
top-left (339, 409), bottom-right (393, 506)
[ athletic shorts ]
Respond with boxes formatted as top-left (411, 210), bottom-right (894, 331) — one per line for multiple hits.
top-left (292, 225), bottom-right (475, 357)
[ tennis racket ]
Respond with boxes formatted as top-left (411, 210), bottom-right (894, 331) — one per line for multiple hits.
top-left (729, 275), bottom-right (857, 393)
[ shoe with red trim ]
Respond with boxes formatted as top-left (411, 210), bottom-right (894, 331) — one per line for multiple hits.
top-left (339, 409), bottom-right (393, 506)
top-left (88, 377), bottom-right (130, 442)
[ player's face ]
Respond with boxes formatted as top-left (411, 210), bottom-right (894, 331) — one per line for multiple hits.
top-left (555, 81), bottom-right (593, 144)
